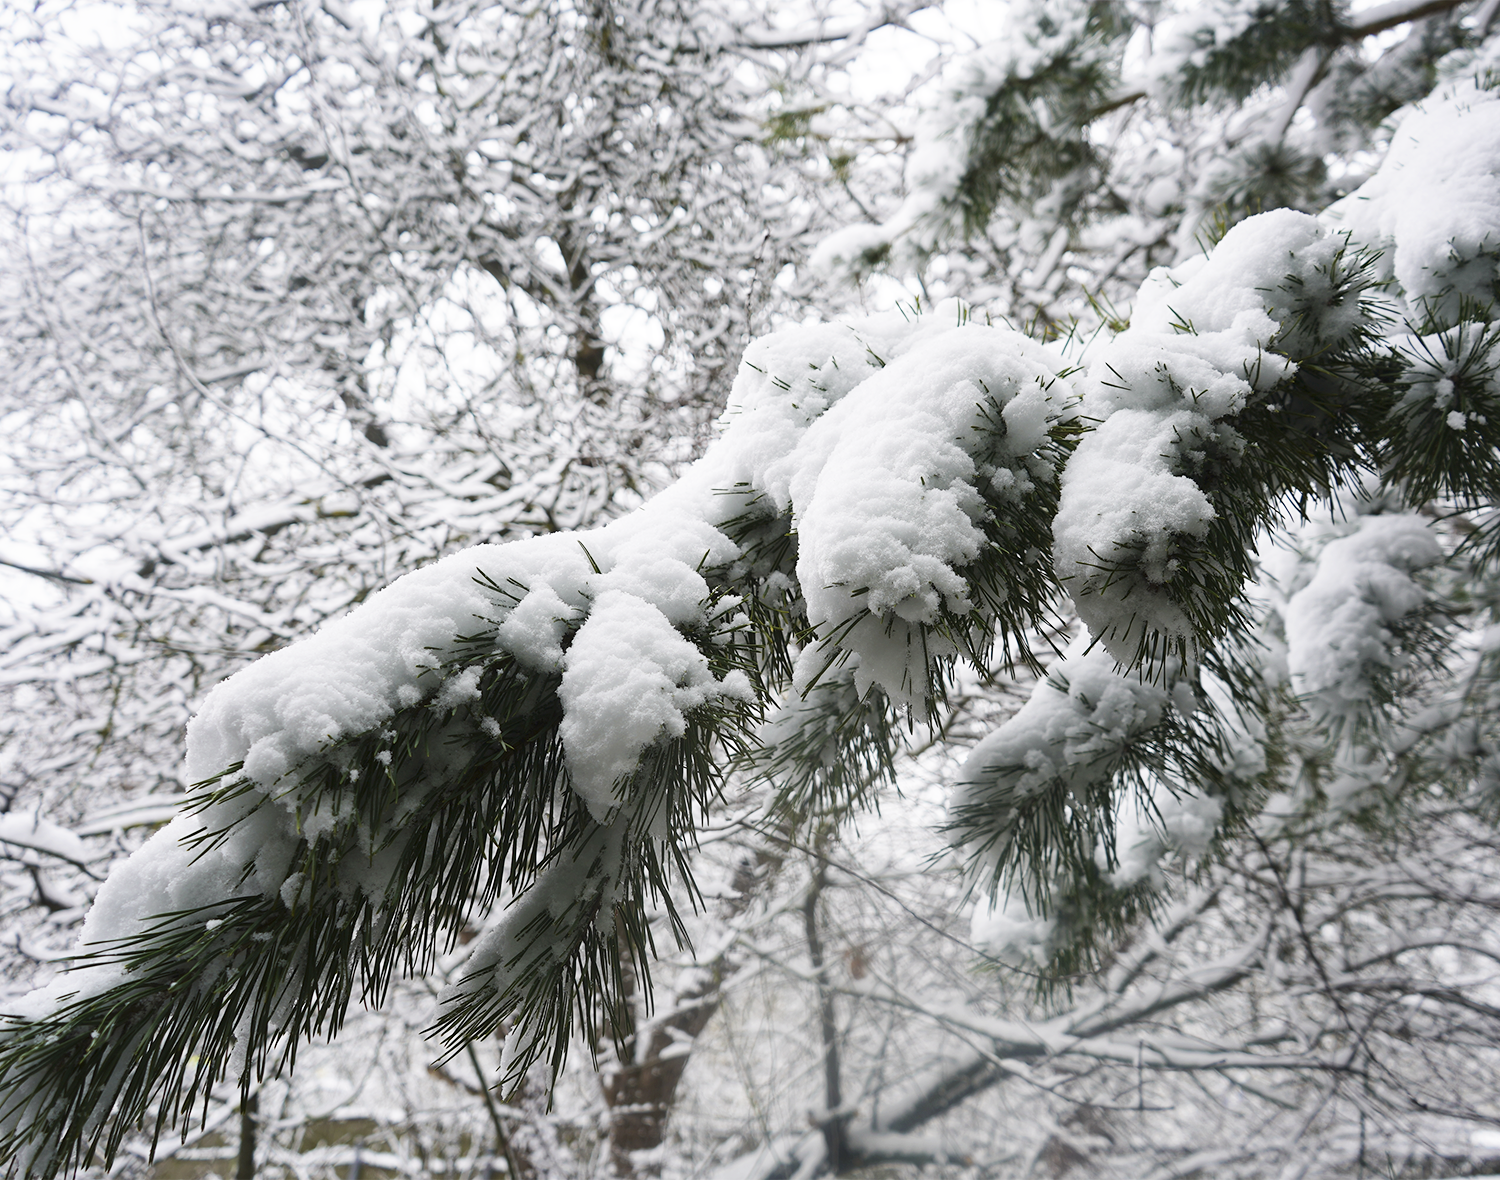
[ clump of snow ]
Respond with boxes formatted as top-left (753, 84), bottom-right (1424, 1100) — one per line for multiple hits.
top-left (434, 664), bottom-right (483, 710)
top-left (1391, 323), bottom-right (1500, 432)
top-left (1110, 787), bottom-right (1224, 889)
top-left (184, 530), bottom-right (594, 793)
top-left (808, 223), bottom-right (893, 278)
top-left (559, 590), bottom-right (751, 821)
top-left (950, 645), bottom-right (1169, 882)
top-left (783, 322), bottom-right (1070, 704)
top-left (713, 314), bottom-right (921, 506)
top-left (1325, 79), bottom-right (1500, 315)
top-left (1053, 209), bottom-right (1341, 662)
top-left (494, 582), bottom-right (578, 673)
top-left (970, 890), bottom-right (1056, 964)
top-left (697, 299), bottom-right (1074, 706)
top-left (1283, 513), bottom-right (1442, 723)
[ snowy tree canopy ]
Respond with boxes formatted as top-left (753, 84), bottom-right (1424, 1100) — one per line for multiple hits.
top-left (6, 0), bottom-right (1500, 1177)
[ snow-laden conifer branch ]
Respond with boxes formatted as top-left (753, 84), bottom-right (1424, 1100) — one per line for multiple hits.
top-left (1054, 209), bottom-right (1387, 670)
top-left (950, 633), bottom-right (1270, 976)
top-left (1284, 513), bottom-right (1447, 733)
top-left (1147, 0), bottom-right (1343, 105)
top-left (950, 77), bottom-right (1500, 980)
top-left (0, 302), bottom-right (1077, 1177)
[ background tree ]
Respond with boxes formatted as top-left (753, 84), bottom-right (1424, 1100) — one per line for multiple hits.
top-left (7, 1), bottom-right (1500, 1179)
top-left (0, 0), bottom-right (885, 968)
top-left (0, 0), bottom-right (908, 1171)
top-left (814, 0), bottom-right (1495, 327)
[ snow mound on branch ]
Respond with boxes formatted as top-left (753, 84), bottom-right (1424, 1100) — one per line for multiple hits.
top-left (1053, 209), bottom-right (1338, 660)
top-left (186, 509), bottom-right (745, 808)
top-left (185, 538), bottom-right (553, 788)
top-left (1326, 79), bottom-right (1500, 313)
top-left (5, 797), bottom-right (297, 1014)
top-left (1284, 513), bottom-right (1442, 721)
top-left (950, 646), bottom-right (1168, 882)
top-left (560, 590), bottom-right (751, 821)
top-left (0, 813), bottom-right (88, 865)
top-left (810, 223), bottom-right (895, 278)
top-left (783, 323), bottom-right (1067, 703)
top-left (698, 299), bottom-right (1073, 705)
top-left (717, 302), bottom-right (992, 511)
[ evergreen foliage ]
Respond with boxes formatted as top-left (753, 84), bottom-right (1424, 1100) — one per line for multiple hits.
top-left (5, 1), bottom-right (1500, 1177)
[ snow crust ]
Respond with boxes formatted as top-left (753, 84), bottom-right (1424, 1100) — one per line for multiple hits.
top-left (1326, 80), bottom-right (1500, 314)
top-left (1284, 514), bottom-right (1442, 722)
top-left (1053, 210), bottom-right (1338, 659)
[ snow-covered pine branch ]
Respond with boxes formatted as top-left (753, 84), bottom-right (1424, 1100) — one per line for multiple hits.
top-left (0, 302), bottom-right (1076, 1176)
top-left (6, 2), bottom-right (1500, 1176)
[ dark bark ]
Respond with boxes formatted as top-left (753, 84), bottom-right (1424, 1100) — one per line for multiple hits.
top-left (601, 983), bottom-right (723, 1175)
top-left (803, 857), bottom-right (848, 1173)
top-left (602, 845), bottom-right (784, 1176)
top-left (235, 1092), bottom-right (257, 1180)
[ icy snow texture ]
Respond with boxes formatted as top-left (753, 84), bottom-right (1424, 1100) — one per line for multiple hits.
top-left (1053, 209), bottom-right (1340, 660)
top-left (1284, 514), bottom-right (1442, 722)
top-left (1326, 80), bottom-right (1500, 314)
top-left (951, 644), bottom-right (1168, 881)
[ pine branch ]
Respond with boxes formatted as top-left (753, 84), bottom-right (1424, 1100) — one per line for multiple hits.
top-left (1056, 219), bottom-right (1390, 675)
top-left (0, 301), bottom-right (1080, 1176)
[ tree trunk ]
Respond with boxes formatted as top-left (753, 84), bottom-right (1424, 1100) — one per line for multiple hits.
top-left (235, 1092), bottom-right (258, 1180)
